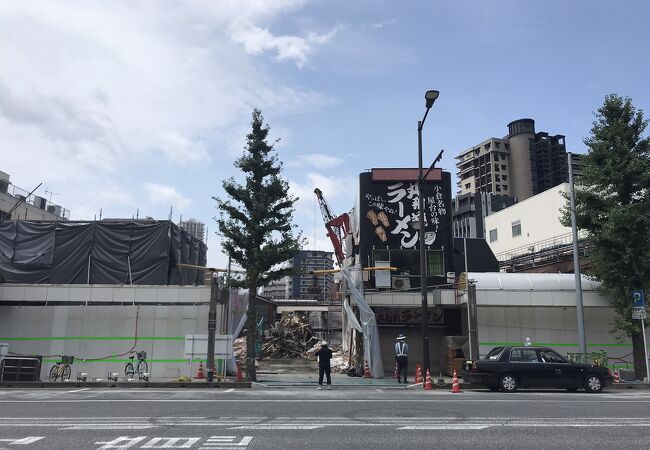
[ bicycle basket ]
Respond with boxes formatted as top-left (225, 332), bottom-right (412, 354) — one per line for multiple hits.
top-left (61, 355), bottom-right (74, 365)
top-left (136, 351), bottom-right (147, 361)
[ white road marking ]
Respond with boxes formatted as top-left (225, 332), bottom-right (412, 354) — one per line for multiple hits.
top-left (225, 389), bottom-right (235, 393)
top-left (0, 437), bottom-right (45, 445)
top-left (141, 437), bottom-right (200, 448)
top-left (198, 436), bottom-right (252, 449)
top-left (66, 388), bottom-right (91, 393)
top-left (399, 425), bottom-right (491, 430)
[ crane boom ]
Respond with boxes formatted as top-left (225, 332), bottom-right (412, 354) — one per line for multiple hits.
top-left (314, 188), bottom-right (350, 267)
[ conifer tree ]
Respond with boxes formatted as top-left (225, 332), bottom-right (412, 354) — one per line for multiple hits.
top-left (569, 95), bottom-right (650, 379)
top-left (214, 109), bottom-right (302, 381)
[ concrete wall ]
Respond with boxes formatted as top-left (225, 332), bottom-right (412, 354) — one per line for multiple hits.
top-left (0, 284), bottom-right (211, 305)
top-left (0, 304), bottom-right (228, 381)
top-left (484, 183), bottom-right (571, 257)
top-left (477, 305), bottom-right (630, 364)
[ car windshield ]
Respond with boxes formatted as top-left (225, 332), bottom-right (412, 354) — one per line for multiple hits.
top-left (484, 347), bottom-right (504, 360)
top-left (538, 349), bottom-right (568, 363)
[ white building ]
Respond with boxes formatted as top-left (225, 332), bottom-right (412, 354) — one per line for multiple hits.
top-left (484, 183), bottom-right (575, 261)
top-left (0, 170), bottom-right (69, 221)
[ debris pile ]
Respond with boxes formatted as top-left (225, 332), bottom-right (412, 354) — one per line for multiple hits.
top-left (261, 314), bottom-right (318, 358)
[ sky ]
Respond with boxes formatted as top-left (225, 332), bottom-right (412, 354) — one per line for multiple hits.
top-left (1, 0), bottom-right (648, 268)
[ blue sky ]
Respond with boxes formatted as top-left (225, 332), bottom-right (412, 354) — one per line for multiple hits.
top-left (1, 0), bottom-right (648, 267)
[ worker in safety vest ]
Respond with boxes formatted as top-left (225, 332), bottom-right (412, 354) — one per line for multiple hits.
top-left (394, 333), bottom-right (408, 383)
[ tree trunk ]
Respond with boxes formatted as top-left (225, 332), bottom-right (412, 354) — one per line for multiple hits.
top-left (632, 328), bottom-right (647, 381)
top-left (245, 281), bottom-right (258, 382)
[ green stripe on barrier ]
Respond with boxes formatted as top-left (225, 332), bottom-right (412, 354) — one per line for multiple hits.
top-left (479, 342), bottom-right (632, 347)
top-left (0, 336), bottom-right (184, 341)
top-left (44, 358), bottom-right (214, 364)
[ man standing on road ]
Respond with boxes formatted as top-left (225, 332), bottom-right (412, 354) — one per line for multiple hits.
top-left (395, 333), bottom-right (408, 383)
top-left (315, 340), bottom-right (333, 389)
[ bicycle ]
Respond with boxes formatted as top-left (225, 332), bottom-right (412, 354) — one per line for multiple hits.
top-left (49, 355), bottom-right (74, 382)
top-left (125, 351), bottom-right (149, 380)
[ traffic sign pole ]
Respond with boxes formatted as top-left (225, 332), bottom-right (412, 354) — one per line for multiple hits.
top-left (632, 291), bottom-right (649, 383)
top-left (642, 317), bottom-right (649, 384)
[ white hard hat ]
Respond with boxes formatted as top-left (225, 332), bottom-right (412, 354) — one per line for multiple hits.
top-left (321, 340), bottom-right (328, 346)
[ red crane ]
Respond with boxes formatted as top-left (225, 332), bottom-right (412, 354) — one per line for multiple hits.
top-left (314, 188), bottom-right (350, 267)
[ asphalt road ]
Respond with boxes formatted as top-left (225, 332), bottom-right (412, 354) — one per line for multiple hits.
top-left (1, 387), bottom-right (649, 449)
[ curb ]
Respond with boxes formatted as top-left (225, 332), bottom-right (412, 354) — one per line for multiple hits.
top-left (0, 381), bottom-right (252, 389)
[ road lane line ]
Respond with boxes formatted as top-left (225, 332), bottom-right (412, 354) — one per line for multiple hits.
top-left (66, 387), bottom-right (91, 393)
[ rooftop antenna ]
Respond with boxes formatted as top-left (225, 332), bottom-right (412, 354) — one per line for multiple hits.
top-left (44, 189), bottom-right (61, 203)
top-left (169, 206), bottom-right (173, 221)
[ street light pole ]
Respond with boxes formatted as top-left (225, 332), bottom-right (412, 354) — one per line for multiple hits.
top-left (418, 90), bottom-right (440, 375)
top-left (568, 152), bottom-right (586, 354)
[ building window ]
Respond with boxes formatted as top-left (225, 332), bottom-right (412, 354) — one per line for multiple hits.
top-left (495, 141), bottom-right (501, 149)
top-left (489, 229), bottom-right (498, 242)
top-left (512, 220), bottom-right (522, 237)
top-left (505, 143), bottom-right (510, 150)
top-left (502, 175), bottom-right (507, 181)
top-left (495, 175), bottom-right (501, 182)
top-left (494, 164), bottom-right (499, 171)
top-left (465, 183), bottom-right (470, 189)
top-left (427, 250), bottom-right (444, 276)
top-left (501, 164), bottom-right (507, 170)
top-left (496, 185), bottom-right (501, 192)
top-left (503, 184), bottom-right (508, 190)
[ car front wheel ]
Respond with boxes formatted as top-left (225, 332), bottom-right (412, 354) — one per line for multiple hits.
top-left (584, 374), bottom-right (603, 393)
top-left (499, 374), bottom-right (518, 392)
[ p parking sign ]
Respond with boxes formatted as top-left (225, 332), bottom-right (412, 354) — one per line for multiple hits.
top-left (633, 290), bottom-right (645, 307)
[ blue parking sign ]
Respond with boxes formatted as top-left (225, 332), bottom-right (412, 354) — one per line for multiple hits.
top-left (633, 290), bottom-right (645, 307)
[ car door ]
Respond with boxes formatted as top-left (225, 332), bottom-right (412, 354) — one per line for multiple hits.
top-left (509, 347), bottom-right (545, 387)
top-left (537, 349), bottom-right (573, 388)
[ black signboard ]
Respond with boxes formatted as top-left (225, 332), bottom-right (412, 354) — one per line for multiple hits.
top-left (358, 170), bottom-right (454, 286)
top-left (375, 306), bottom-right (444, 325)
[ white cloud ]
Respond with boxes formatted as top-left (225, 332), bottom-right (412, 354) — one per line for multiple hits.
top-left (289, 172), bottom-right (356, 222)
top-left (370, 19), bottom-right (396, 29)
top-left (157, 132), bottom-right (209, 165)
top-left (145, 183), bottom-right (191, 210)
top-left (0, 0), bottom-right (336, 237)
top-left (230, 22), bottom-right (341, 68)
top-left (288, 153), bottom-right (343, 169)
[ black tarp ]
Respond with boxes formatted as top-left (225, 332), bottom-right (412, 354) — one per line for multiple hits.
top-left (0, 220), bottom-right (206, 285)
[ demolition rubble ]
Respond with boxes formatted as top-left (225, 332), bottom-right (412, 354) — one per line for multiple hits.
top-left (233, 314), bottom-right (348, 372)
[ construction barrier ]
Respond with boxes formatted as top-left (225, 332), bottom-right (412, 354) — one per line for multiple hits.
top-left (613, 369), bottom-right (620, 383)
top-left (423, 369), bottom-right (433, 390)
top-left (451, 369), bottom-right (461, 393)
top-left (196, 362), bottom-right (205, 380)
top-left (363, 360), bottom-right (371, 378)
top-left (415, 364), bottom-right (423, 384)
top-left (393, 361), bottom-right (398, 380)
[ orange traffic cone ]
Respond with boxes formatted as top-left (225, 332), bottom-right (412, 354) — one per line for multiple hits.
top-left (196, 361), bottom-right (205, 380)
top-left (393, 362), bottom-right (399, 380)
top-left (236, 360), bottom-right (243, 382)
top-left (613, 369), bottom-right (620, 383)
top-left (423, 369), bottom-right (433, 390)
top-left (415, 364), bottom-right (423, 384)
top-left (363, 360), bottom-right (371, 378)
top-left (451, 369), bottom-right (461, 393)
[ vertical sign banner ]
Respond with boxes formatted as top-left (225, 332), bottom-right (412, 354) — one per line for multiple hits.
top-left (357, 170), bottom-right (454, 285)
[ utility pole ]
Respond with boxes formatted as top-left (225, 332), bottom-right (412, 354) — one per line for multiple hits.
top-left (206, 273), bottom-right (219, 381)
top-left (568, 152), bottom-right (587, 354)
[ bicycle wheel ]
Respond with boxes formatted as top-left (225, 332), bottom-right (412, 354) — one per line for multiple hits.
top-left (137, 361), bottom-right (149, 379)
top-left (62, 365), bottom-right (71, 381)
top-left (125, 363), bottom-right (135, 379)
top-left (48, 365), bottom-right (60, 382)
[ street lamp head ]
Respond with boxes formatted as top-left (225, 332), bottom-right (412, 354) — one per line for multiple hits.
top-left (425, 90), bottom-right (440, 108)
